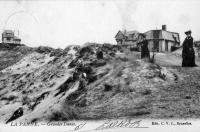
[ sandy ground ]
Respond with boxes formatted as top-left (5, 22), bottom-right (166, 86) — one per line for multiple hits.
top-left (0, 44), bottom-right (200, 125)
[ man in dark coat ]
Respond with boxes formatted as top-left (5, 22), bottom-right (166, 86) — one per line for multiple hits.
top-left (140, 34), bottom-right (150, 59)
top-left (182, 30), bottom-right (197, 67)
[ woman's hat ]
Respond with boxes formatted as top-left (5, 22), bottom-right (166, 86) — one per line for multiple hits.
top-left (185, 30), bottom-right (192, 35)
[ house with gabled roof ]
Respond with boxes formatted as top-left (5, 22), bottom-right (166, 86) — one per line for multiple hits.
top-left (115, 25), bottom-right (180, 52)
top-left (115, 30), bottom-right (143, 49)
top-left (2, 30), bottom-right (21, 44)
top-left (194, 40), bottom-right (200, 47)
top-left (144, 25), bottom-right (180, 52)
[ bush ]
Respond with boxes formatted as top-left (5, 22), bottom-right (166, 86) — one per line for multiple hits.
top-left (130, 47), bottom-right (139, 51)
top-left (96, 50), bottom-right (103, 59)
top-left (79, 46), bottom-right (93, 56)
top-left (49, 105), bottom-right (80, 121)
top-left (35, 46), bottom-right (54, 54)
top-left (1, 95), bottom-right (17, 101)
top-left (87, 74), bottom-right (97, 84)
top-left (55, 77), bottom-right (75, 96)
top-left (109, 52), bottom-right (115, 57)
top-left (77, 65), bottom-right (93, 75)
top-left (141, 89), bottom-right (151, 95)
top-left (159, 71), bottom-right (166, 80)
top-left (50, 48), bottom-right (63, 57)
top-left (68, 59), bottom-right (78, 68)
top-left (104, 84), bottom-right (112, 92)
top-left (89, 60), bottom-right (106, 67)
top-left (22, 95), bottom-right (31, 105)
top-left (8, 95), bottom-right (17, 101)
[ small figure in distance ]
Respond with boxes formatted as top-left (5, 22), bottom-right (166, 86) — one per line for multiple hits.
top-left (96, 48), bottom-right (103, 59)
top-left (140, 33), bottom-right (150, 60)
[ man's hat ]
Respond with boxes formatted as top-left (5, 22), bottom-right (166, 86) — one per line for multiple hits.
top-left (185, 30), bottom-right (192, 35)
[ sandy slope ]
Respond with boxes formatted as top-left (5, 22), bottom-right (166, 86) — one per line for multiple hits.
top-left (0, 44), bottom-right (200, 124)
top-left (0, 45), bottom-right (79, 123)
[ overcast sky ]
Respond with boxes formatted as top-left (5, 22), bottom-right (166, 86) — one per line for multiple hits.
top-left (0, 0), bottom-right (200, 48)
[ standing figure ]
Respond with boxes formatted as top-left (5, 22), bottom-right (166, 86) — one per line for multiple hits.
top-left (182, 30), bottom-right (197, 67)
top-left (96, 48), bottom-right (103, 59)
top-left (140, 34), bottom-right (150, 59)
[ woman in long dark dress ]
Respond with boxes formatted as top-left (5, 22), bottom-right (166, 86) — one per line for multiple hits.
top-left (182, 30), bottom-right (196, 67)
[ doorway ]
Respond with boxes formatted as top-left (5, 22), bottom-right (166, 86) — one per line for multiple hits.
top-left (165, 41), bottom-right (168, 51)
top-left (154, 40), bottom-right (159, 52)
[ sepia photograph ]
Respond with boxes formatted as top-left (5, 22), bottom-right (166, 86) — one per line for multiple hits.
top-left (0, 0), bottom-right (200, 132)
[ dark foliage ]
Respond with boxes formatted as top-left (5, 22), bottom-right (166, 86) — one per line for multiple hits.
top-left (50, 48), bottom-right (64, 57)
top-left (130, 47), bottom-right (139, 51)
top-left (68, 59), bottom-right (78, 68)
top-left (31, 92), bottom-right (49, 110)
top-left (79, 46), bottom-right (94, 56)
top-left (35, 46), bottom-right (54, 54)
top-left (55, 77), bottom-right (75, 96)
top-left (104, 84), bottom-right (112, 92)
top-left (96, 50), bottom-right (103, 59)
top-left (89, 60), bottom-right (106, 68)
top-left (6, 107), bottom-right (23, 124)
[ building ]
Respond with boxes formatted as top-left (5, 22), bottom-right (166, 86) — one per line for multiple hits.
top-left (194, 40), bottom-right (200, 47)
top-left (2, 30), bottom-right (21, 44)
top-left (144, 25), bottom-right (180, 52)
top-left (115, 30), bottom-right (143, 49)
top-left (115, 25), bottom-right (180, 52)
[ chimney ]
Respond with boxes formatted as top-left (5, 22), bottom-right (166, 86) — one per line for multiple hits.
top-left (162, 25), bottom-right (167, 31)
top-left (123, 29), bottom-right (127, 34)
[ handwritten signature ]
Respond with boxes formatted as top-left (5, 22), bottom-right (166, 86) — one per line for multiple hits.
top-left (95, 119), bottom-right (148, 130)
top-left (66, 119), bottom-right (148, 132)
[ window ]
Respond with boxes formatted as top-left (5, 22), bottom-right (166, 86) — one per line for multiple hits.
top-left (165, 41), bottom-right (168, 51)
top-left (7, 37), bottom-right (11, 41)
top-left (154, 40), bottom-right (159, 52)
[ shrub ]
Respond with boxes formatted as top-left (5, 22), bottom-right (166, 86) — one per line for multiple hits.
top-left (49, 103), bottom-right (81, 121)
top-left (79, 46), bottom-right (93, 56)
top-left (68, 60), bottom-right (77, 68)
top-left (89, 60), bottom-right (106, 67)
top-left (50, 48), bottom-right (63, 57)
top-left (55, 77), bottom-right (75, 96)
top-left (109, 52), bottom-right (115, 57)
top-left (1, 95), bottom-right (17, 101)
top-left (117, 70), bottom-right (123, 77)
top-left (96, 50), bottom-right (103, 59)
top-left (35, 46), bottom-right (54, 54)
top-left (104, 84), bottom-right (112, 92)
top-left (7, 95), bottom-right (17, 101)
top-left (130, 47), bottom-right (139, 51)
top-left (159, 72), bottom-right (166, 80)
top-left (22, 95), bottom-right (31, 105)
top-left (141, 89), bottom-right (151, 95)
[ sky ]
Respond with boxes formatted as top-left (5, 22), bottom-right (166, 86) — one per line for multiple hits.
top-left (0, 0), bottom-right (200, 48)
